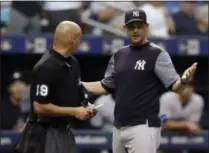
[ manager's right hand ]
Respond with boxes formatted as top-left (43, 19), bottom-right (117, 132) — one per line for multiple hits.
top-left (73, 107), bottom-right (94, 120)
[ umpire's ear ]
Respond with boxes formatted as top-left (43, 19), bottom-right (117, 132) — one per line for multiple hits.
top-left (70, 36), bottom-right (76, 45)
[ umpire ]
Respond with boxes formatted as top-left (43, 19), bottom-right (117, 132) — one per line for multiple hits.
top-left (14, 21), bottom-right (96, 153)
top-left (83, 9), bottom-right (198, 153)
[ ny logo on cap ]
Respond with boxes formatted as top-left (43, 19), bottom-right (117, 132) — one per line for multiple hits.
top-left (133, 10), bottom-right (139, 17)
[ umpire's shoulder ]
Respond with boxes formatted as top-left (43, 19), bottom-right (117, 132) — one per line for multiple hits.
top-left (32, 63), bottom-right (56, 79)
top-left (70, 55), bottom-right (79, 64)
top-left (70, 55), bottom-right (80, 70)
top-left (33, 53), bottom-right (57, 75)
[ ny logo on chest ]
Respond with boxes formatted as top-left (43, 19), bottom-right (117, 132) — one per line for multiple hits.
top-left (134, 60), bottom-right (146, 71)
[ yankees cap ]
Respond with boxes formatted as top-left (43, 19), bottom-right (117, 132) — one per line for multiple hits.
top-left (125, 9), bottom-right (147, 25)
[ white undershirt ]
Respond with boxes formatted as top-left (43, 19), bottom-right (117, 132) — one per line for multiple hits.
top-left (140, 3), bottom-right (169, 38)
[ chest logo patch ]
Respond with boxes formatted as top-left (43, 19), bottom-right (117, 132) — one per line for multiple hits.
top-left (134, 60), bottom-right (146, 70)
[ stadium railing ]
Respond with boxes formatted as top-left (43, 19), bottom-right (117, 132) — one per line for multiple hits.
top-left (0, 35), bottom-right (208, 56)
top-left (0, 130), bottom-right (208, 151)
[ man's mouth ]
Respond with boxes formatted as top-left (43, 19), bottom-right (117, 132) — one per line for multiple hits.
top-left (132, 35), bottom-right (140, 39)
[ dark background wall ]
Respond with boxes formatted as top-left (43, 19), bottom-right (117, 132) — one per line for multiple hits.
top-left (1, 54), bottom-right (208, 110)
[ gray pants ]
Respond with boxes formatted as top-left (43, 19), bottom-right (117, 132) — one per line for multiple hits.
top-left (8, 8), bottom-right (41, 34)
top-left (113, 121), bottom-right (161, 153)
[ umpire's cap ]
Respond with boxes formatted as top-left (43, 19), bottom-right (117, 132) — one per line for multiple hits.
top-left (125, 9), bottom-right (147, 25)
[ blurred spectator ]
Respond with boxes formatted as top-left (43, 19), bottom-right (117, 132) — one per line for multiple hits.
top-left (88, 1), bottom-right (137, 35)
top-left (172, 2), bottom-right (200, 36)
top-left (160, 85), bottom-right (207, 153)
top-left (42, 2), bottom-right (84, 33)
top-left (91, 94), bottom-right (115, 153)
top-left (19, 85), bottom-right (31, 121)
top-left (91, 95), bottom-right (115, 132)
top-left (195, 2), bottom-right (208, 36)
top-left (140, 2), bottom-right (174, 38)
top-left (0, 21), bottom-right (7, 35)
top-left (0, 71), bottom-right (27, 132)
top-left (160, 84), bottom-right (204, 132)
top-left (90, 2), bottom-right (116, 24)
top-left (0, 2), bottom-right (11, 23)
top-left (7, 1), bottom-right (42, 34)
top-left (0, 1), bottom-right (10, 35)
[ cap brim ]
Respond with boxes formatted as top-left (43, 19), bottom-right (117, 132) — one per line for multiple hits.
top-left (125, 19), bottom-right (146, 25)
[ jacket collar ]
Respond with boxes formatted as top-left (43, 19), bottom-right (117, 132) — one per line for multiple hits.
top-left (50, 47), bottom-right (72, 67)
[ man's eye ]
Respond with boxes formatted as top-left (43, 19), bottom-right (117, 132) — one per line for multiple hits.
top-left (127, 24), bottom-right (143, 29)
top-left (127, 25), bottom-right (134, 29)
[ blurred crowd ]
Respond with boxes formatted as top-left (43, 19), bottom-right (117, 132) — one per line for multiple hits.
top-left (0, 1), bottom-right (208, 153)
top-left (0, 1), bottom-right (208, 37)
top-left (1, 70), bottom-right (208, 153)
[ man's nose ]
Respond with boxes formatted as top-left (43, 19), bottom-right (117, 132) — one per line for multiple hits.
top-left (133, 27), bottom-right (138, 33)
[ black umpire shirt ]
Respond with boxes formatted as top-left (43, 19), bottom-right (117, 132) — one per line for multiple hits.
top-left (29, 48), bottom-right (82, 126)
top-left (101, 41), bottom-right (180, 127)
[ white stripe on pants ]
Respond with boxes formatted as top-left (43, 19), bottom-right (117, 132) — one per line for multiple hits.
top-left (112, 121), bottom-right (161, 153)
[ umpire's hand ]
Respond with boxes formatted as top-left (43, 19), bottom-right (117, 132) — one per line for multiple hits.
top-left (74, 106), bottom-right (95, 120)
top-left (86, 102), bottom-right (97, 118)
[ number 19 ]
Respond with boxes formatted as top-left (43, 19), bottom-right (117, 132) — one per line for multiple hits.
top-left (36, 84), bottom-right (48, 96)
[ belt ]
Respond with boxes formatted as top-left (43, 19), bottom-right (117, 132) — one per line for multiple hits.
top-left (49, 123), bottom-right (72, 130)
top-left (114, 116), bottom-right (161, 129)
top-left (28, 121), bottom-right (72, 130)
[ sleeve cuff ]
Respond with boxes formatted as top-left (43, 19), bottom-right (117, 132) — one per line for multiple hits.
top-left (32, 97), bottom-right (50, 104)
top-left (167, 78), bottom-right (179, 91)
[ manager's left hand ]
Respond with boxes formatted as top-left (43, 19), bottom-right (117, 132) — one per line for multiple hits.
top-left (181, 62), bottom-right (198, 83)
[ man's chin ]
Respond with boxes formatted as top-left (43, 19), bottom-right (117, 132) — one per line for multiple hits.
top-left (131, 39), bottom-right (142, 45)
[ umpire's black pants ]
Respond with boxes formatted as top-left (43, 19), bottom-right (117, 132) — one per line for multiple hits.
top-left (14, 122), bottom-right (78, 153)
